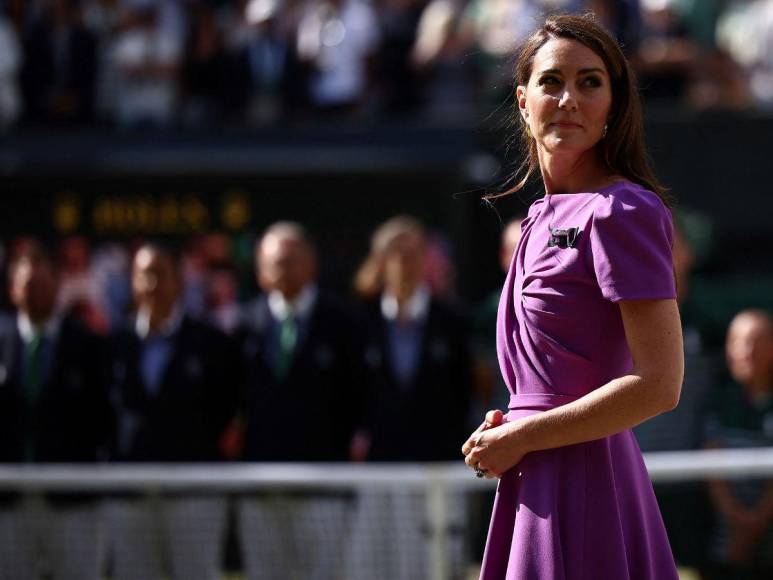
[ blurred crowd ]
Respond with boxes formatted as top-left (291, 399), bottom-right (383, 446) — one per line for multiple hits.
top-left (1, 0), bottom-right (772, 132)
top-left (0, 213), bottom-right (772, 579)
top-left (0, 220), bottom-right (473, 580)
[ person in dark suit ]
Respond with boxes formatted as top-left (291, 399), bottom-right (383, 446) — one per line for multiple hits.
top-left (20, 0), bottom-right (97, 125)
top-left (226, 0), bottom-right (308, 126)
top-left (352, 215), bottom-right (472, 462)
top-left (236, 221), bottom-right (363, 580)
top-left (0, 239), bottom-right (111, 580)
top-left (106, 242), bottom-right (238, 580)
top-left (346, 215), bottom-right (473, 580)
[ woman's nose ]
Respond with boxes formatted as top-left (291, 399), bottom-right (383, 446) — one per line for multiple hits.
top-left (558, 90), bottom-right (578, 111)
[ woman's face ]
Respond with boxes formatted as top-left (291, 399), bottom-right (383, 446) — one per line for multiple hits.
top-left (517, 37), bottom-right (612, 156)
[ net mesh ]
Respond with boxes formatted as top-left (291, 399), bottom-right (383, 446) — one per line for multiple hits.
top-left (0, 452), bottom-right (771, 580)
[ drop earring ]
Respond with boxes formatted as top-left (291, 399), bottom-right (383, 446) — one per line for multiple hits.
top-left (602, 124), bottom-right (608, 138)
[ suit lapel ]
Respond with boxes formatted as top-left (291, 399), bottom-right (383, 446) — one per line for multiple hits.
top-left (156, 315), bottom-right (187, 398)
top-left (289, 298), bottom-right (321, 378)
top-left (240, 298), bottom-right (277, 381)
top-left (410, 299), bottom-right (436, 390)
top-left (1, 324), bottom-right (22, 394)
top-left (377, 313), bottom-right (402, 391)
top-left (38, 321), bottom-right (64, 394)
top-left (121, 331), bottom-right (149, 407)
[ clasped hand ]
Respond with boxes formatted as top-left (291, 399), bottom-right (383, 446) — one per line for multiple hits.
top-left (461, 409), bottom-right (528, 479)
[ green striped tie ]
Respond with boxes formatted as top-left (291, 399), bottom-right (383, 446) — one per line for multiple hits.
top-left (275, 313), bottom-right (297, 380)
top-left (23, 332), bottom-right (44, 461)
top-left (24, 332), bottom-right (44, 402)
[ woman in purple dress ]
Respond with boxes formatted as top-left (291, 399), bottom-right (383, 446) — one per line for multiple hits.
top-left (461, 14), bottom-right (684, 580)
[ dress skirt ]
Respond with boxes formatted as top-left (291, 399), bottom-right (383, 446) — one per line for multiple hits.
top-left (479, 394), bottom-right (678, 580)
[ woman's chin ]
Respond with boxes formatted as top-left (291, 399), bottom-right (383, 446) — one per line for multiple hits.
top-left (541, 137), bottom-right (594, 155)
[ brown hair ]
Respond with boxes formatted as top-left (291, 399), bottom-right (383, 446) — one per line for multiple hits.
top-left (353, 215), bottom-right (426, 299)
top-left (493, 13), bottom-right (669, 205)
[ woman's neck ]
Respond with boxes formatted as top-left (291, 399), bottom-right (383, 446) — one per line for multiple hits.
top-left (538, 147), bottom-right (614, 195)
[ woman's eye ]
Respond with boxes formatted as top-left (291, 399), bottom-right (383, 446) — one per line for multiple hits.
top-left (538, 75), bottom-right (560, 86)
top-left (582, 76), bottom-right (602, 88)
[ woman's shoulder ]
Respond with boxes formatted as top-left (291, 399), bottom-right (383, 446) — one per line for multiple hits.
top-left (596, 180), bottom-right (668, 211)
top-left (591, 180), bottom-right (670, 225)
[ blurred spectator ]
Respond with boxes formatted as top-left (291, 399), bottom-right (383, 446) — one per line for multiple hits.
top-left (352, 214), bottom-right (471, 460)
top-left (673, 0), bottom-right (724, 51)
top-left (90, 242), bottom-right (132, 331)
top-left (347, 215), bottom-right (471, 580)
top-left (56, 236), bottom-right (110, 334)
top-left (180, 233), bottom-right (236, 318)
top-left (236, 222), bottom-right (363, 580)
top-left (296, 0), bottom-right (380, 117)
top-left (373, 0), bottom-right (425, 116)
top-left (3, 0), bottom-right (28, 32)
top-left (229, 0), bottom-right (305, 125)
top-left (108, 0), bottom-right (182, 127)
top-left (703, 309), bottom-right (773, 580)
top-left (81, 0), bottom-right (124, 121)
top-left (716, 0), bottom-right (773, 109)
top-left (457, 0), bottom-right (539, 109)
top-left (180, 236), bottom-right (209, 317)
top-left (20, 0), bottom-right (98, 125)
top-left (205, 262), bottom-right (241, 335)
top-left (423, 230), bottom-right (458, 299)
top-left (0, 240), bottom-right (112, 580)
top-left (0, 0), bottom-right (770, 131)
top-left (106, 242), bottom-right (239, 580)
top-left (585, 0), bottom-right (642, 53)
top-left (82, 0), bottom-right (122, 33)
top-left (180, 0), bottom-right (230, 126)
top-left (412, 0), bottom-right (475, 120)
top-left (633, 0), bottom-right (699, 103)
top-left (0, 6), bottom-right (22, 130)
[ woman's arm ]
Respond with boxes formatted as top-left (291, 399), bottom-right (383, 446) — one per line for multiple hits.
top-left (464, 299), bottom-right (684, 477)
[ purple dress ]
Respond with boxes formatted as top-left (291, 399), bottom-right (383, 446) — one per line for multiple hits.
top-left (480, 181), bottom-right (679, 580)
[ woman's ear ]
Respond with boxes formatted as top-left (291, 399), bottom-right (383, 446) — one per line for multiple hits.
top-left (516, 85), bottom-right (528, 124)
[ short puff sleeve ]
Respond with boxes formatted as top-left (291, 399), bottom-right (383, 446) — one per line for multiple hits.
top-left (589, 188), bottom-right (676, 302)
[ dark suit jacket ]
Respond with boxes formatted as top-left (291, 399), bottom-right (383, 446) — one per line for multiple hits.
top-left (225, 33), bottom-right (310, 121)
top-left (109, 314), bottom-right (239, 462)
top-left (360, 298), bottom-right (473, 461)
top-left (238, 292), bottom-right (364, 461)
top-left (0, 312), bottom-right (112, 463)
top-left (21, 19), bottom-right (97, 123)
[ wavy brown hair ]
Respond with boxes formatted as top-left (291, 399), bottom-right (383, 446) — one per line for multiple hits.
top-left (492, 13), bottom-right (669, 206)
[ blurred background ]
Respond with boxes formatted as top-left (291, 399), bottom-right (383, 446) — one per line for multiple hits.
top-left (1, 0), bottom-right (773, 579)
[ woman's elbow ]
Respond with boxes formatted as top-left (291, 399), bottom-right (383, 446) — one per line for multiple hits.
top-left (654, 373), bottom-right (683, 413)
top-left (662, 382), bottom-right (682, 412)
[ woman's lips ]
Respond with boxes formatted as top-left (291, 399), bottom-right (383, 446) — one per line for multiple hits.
top-left (550, 122), bottom-right (583, 128)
